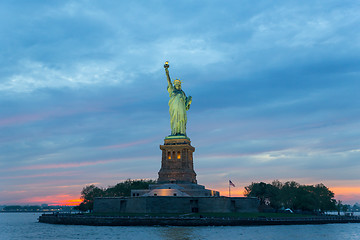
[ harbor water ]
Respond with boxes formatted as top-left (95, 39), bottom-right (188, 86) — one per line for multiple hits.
top-left (1, 212), bottom-right (360, 240)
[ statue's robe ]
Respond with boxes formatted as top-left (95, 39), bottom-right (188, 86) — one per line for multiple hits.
top-left (167, 85), bottom-right (190, 135)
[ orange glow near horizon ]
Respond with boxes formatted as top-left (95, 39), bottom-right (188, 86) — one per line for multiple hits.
top-left (331, 187), bottom-right (360, 202)
top-left (4, 195), bottom-right (82, 206)
top-left (330, 187), bottom-right (360, 195)
top-left (53, 198), bottom-right (82, 206)
top-left (218, 187), bottom-right (245, 197)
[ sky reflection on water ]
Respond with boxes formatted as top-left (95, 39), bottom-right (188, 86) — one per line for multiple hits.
top-left (1, 213), bottom-right (360, 240)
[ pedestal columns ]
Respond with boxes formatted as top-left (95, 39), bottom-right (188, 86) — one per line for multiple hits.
top-left (158, 137), bottom-right (197, 184)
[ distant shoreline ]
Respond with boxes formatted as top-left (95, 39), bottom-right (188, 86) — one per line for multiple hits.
top-left (0, 211), bottom-right (58, 213)
top-left (38, 214), bottom-right (360, 226)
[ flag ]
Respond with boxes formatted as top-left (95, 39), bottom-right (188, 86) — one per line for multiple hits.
top-left (229, 180), bottom-right (235, 187)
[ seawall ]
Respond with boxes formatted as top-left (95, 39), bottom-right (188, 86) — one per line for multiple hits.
top-left (38, 214), bottom-right (360, 226)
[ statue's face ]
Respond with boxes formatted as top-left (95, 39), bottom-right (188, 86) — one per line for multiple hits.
top-left (174, 83), bottom-right (181, 90)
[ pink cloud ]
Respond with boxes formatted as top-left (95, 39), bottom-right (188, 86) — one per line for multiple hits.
top-left (101, 138), bottom-right (157, 149)
top-left (0, 112), bottom-right (48, 127)
top-left (9, 159), bottom-right (120, 171)
top-left (0, 171), bottom-right (80, 180)
top-left (335, 194), bottom-right (360, 205)
top-left (0, 106), bottom-right (104, 128)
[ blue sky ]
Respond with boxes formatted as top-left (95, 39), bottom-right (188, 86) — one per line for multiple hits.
top-left (1, 0), bottom-right (360, 205)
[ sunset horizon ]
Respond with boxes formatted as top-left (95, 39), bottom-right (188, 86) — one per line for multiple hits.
top-left (2, 181), bottom-right (359, 206)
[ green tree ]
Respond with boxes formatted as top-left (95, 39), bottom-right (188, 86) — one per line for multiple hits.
top-left (341, 204), bottom-right (350, 215)
top-left (105, 179), bottom-right (156, 197)
top-left (294, 185), bottom-right (317, 211)
top-left (26, 206), bottom-right (41, 211)
top-left (269, 180), bottom-right (283, 209)
top-left (336, 200), bottom-right (343, 215)
top-left (3, 205), bottom-right (22, 211)
top-left (280, 181), bottom-right (300, 210)
top-left (244, 181), bottom-right (281, 209)
top-left (312, 184), bottom-right (336, 212)
top-left (352, 203), bottom-right (360, 212)
top-left (78, 184), bottom-right (105, 212)
top-left (244, 182), bottom-right (268, 204)
top-left (244, 180), bottom-right (337, 213)
top-left (76, 179), bottom-right (156, 212)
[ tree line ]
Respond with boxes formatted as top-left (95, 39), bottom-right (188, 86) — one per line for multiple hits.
top-left (1, 205), bottom-right (71, 212)
top-left (76, 179), bottom-right (349, 214)
top-left (74, 179), bottom-right (156, 212)
top-left (2, 205), bottom-right (42, 211)
top-left (244, 180), bottom-right (337, 213)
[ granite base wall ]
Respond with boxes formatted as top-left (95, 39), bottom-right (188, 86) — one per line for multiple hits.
top-left (93, 196), bottom-right (259, 214)
top-left (39, 214), bottom-right (360, 226)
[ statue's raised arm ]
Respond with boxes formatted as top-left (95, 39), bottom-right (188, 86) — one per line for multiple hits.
top-left (164, 61), bottom-right (172, 89)
top-left (163, 61), bottom-right (191, 137)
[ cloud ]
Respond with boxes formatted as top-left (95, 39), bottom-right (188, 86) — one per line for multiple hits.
top-left (101, 138), bottom-right (157, 149)
top-left (0, 59), bottom-right (133, 93)
top-left (8, 159), bottom-right (119, 171)
top-left (0, 1), bottom-right (360, 205)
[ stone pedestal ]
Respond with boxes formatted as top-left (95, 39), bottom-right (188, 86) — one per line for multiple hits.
top-left (157, 136), bottom-right (197, 184)
top-left (131, 136), bottom-right (219, 197)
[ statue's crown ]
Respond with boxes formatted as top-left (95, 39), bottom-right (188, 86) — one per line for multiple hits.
top-left (174, 79), bottom-right (182, 84)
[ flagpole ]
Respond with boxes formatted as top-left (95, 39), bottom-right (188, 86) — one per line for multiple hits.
top-left (229, 181), bottom-right (231, 197)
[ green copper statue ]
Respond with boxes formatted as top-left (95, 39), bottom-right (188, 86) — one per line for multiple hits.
top-left (164, 61), bottom-right (192, 136)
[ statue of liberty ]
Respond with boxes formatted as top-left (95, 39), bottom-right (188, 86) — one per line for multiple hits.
top-left (164, 61), bottom-right (192, 136)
